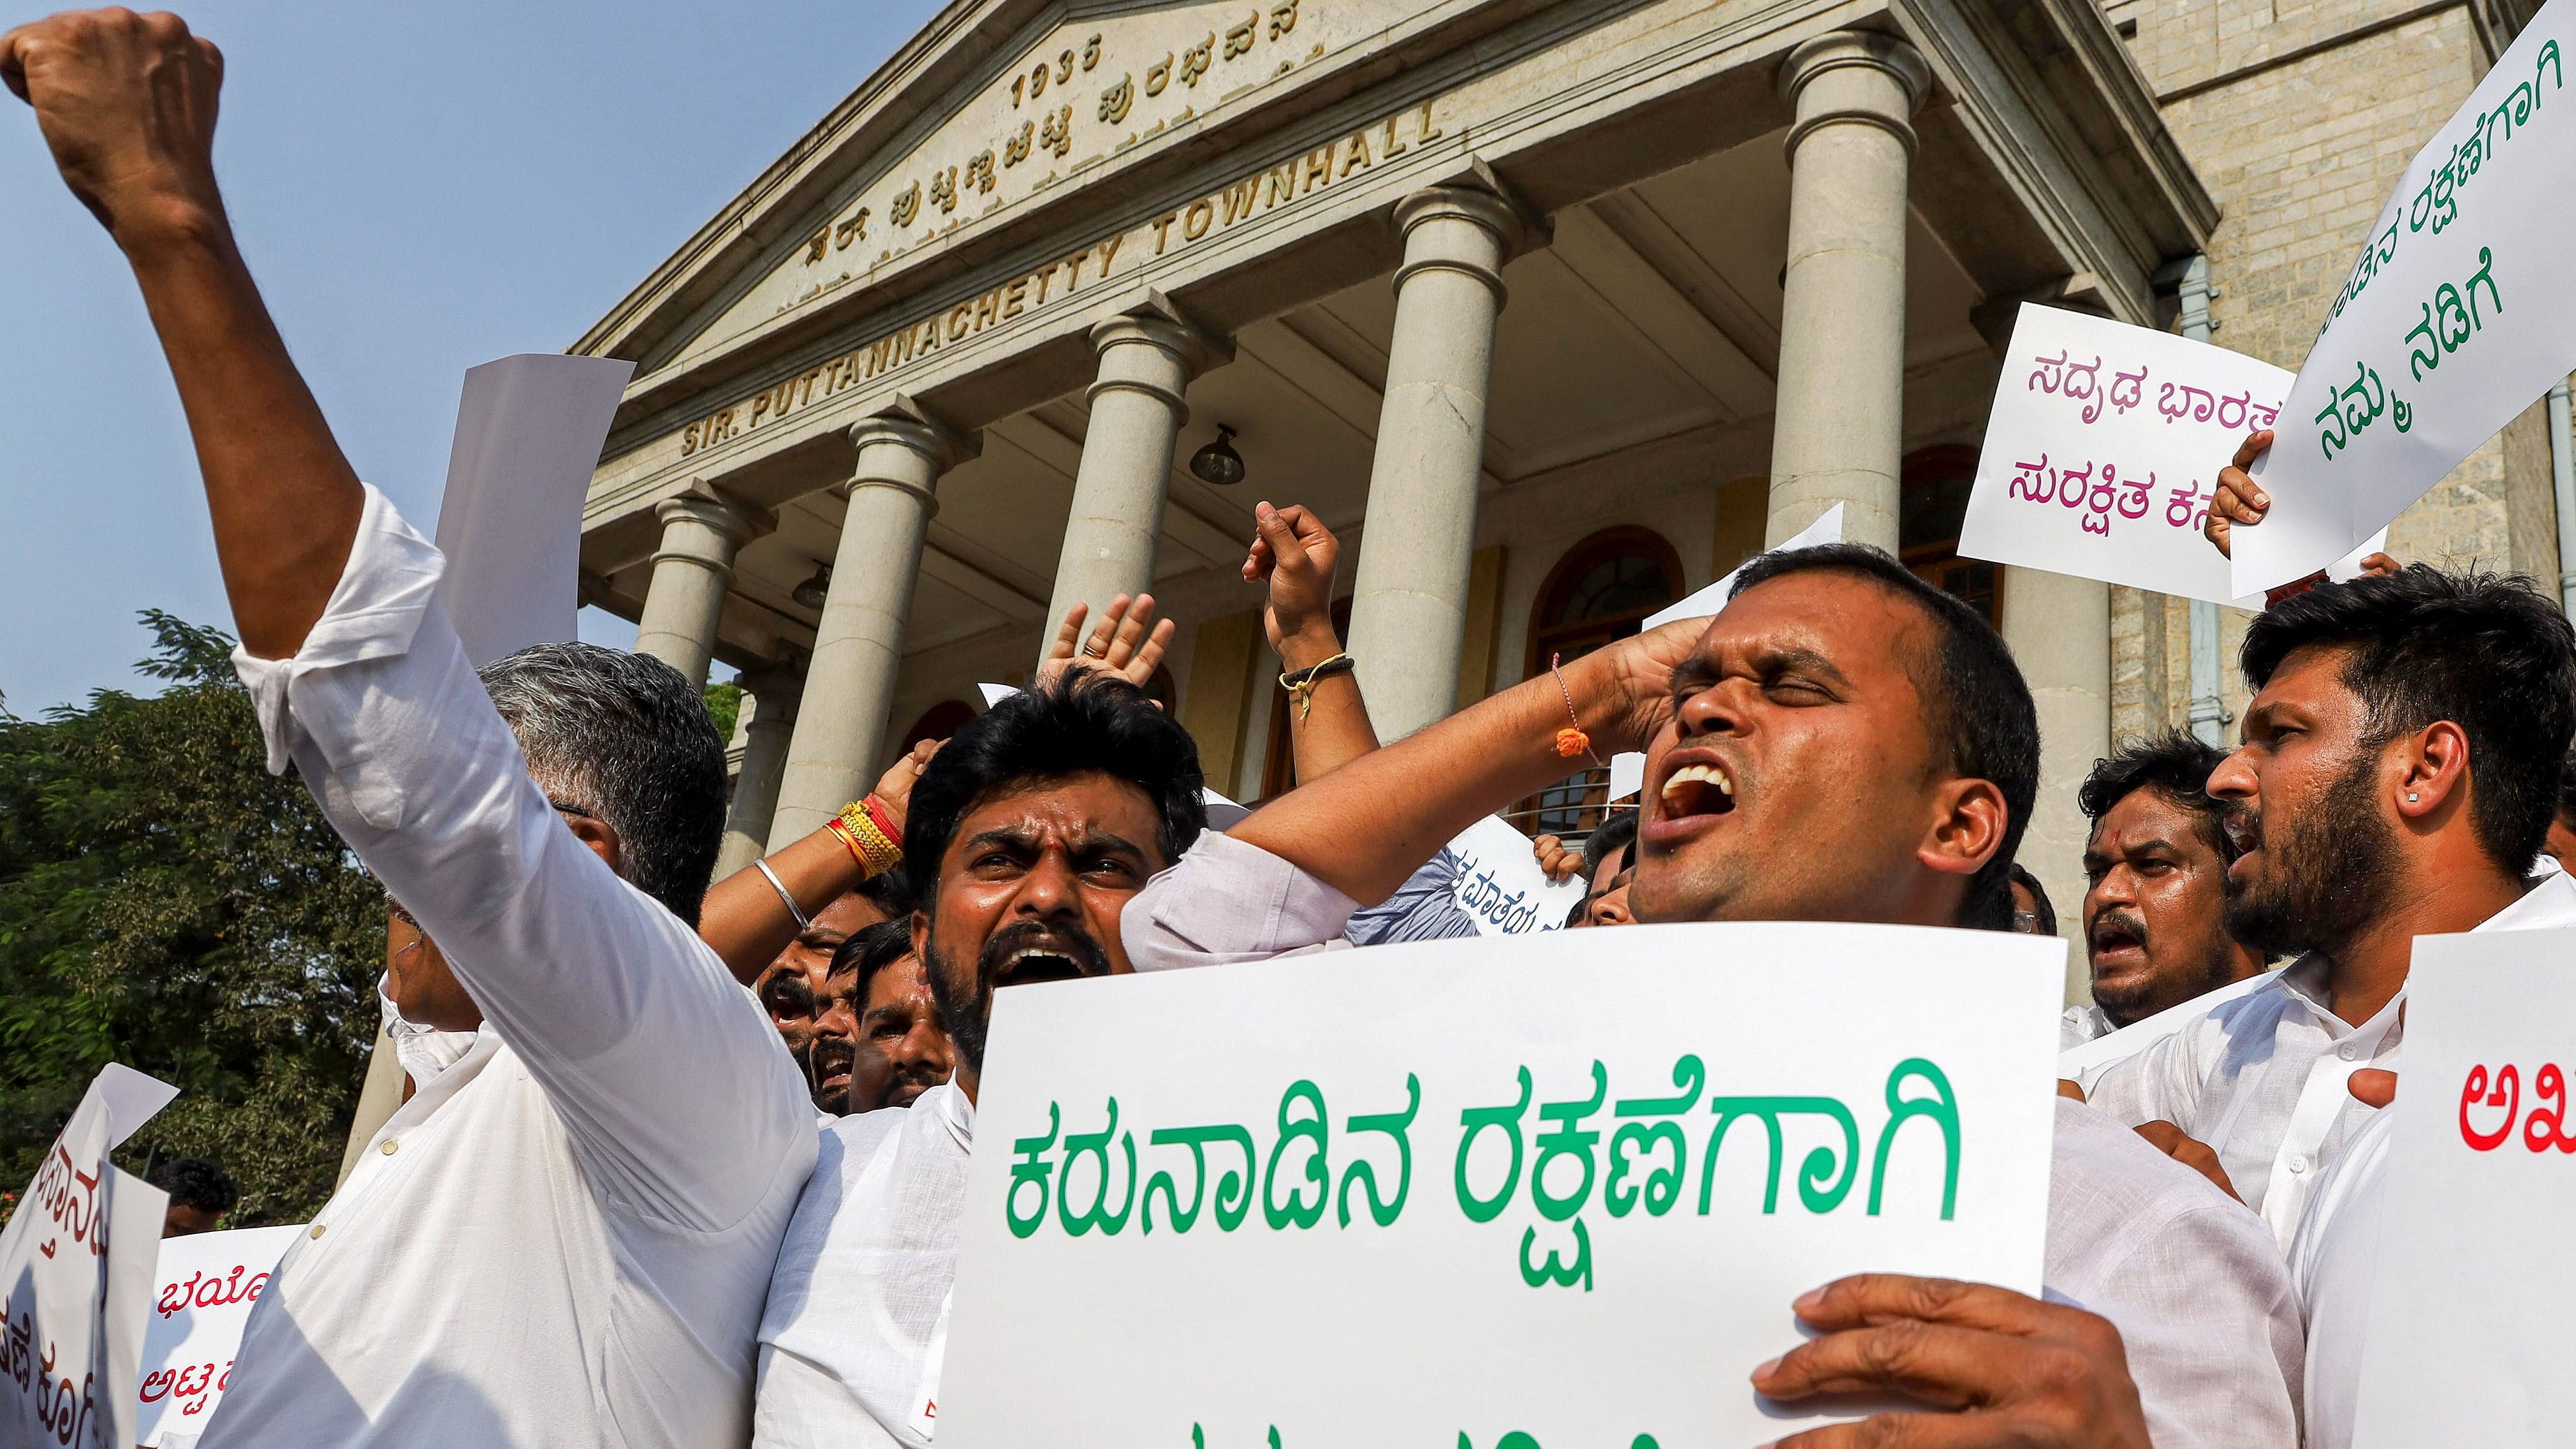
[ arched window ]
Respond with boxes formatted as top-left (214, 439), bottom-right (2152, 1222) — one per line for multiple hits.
top-left (1524, 527), bottom-right (1684, 677)
top-left (1899, 445), bottom-right (2000, 627)
top-left (1518, 528), bottom-right (1682, 837)
top-left (896, 698), bottom-right (976, 751)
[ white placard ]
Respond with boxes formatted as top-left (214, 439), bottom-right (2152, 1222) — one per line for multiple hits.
top-left (0, 1066), bottom-right (177, 1449)
top-left (1644, 504), bottom-right (1846, 631)
top-left (2235, 15), bottom-right (2576, 593)
top-left (133, 1227), bottom-right (302, 1446)
top-left (2350, 925), bottom-right (2576, 1446)
top-left (1444, 814), bottom-right (1586, 934)
top-left (432, 353), bottom-right (635, 668)
top-left (937, 922), bottom-right (2063, 1448)
top-left (1961, 304), bottom-right (2301, 605)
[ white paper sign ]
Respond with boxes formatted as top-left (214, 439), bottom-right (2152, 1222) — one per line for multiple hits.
top-left (1444, 814), bottom-right (1585, 934)
top-left (432, 353), bottom-right (636, 667)
top-left (2350, 925), bottom-right (2576, 1446)
top-left (132, 1227), bottom-right (302, 1446)
top-left (1959, 305), bottom-right (2302, 605)
top-left (0, 1066), bottom-right (177, 1449)
top-left (1607, 507), bottom-right (1850, 800)
top-left (2236, 15), bottom-right (2576, 592)
top-left (937, 922), bottom-right (2063, 1448)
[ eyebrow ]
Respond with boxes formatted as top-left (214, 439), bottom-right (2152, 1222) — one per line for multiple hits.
top-left (960, 825), bottom-right (1151, 861)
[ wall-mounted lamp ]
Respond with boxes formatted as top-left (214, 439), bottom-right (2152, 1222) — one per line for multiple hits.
top-left (791, 563), bottom-right (833, 611)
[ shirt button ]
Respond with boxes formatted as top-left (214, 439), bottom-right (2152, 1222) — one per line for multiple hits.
top-left (309, 1223), bottom-right (328, 1240)
top-left (379, 1140), bottom-right (399, 1155)
top-left (2288, 1155), bottom-right (2308, 1173)
top-left (2338, 1045), bottom-right (2357, 1061)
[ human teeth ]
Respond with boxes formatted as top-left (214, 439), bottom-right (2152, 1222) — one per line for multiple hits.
top-left (1660, 762), bottom-right (1734, 811)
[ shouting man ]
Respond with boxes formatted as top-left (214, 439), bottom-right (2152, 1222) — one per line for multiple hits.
top-left (1129, 543), bottom-right (2302, 1447)
top-left (3, 13), bottom-right (817, 1443)
top-left (2064, 731), bottom-right (2269, 1046)
top-left (810, 919), bottom-right (953, 1116)
top-left (752, 670), bottom-right (1206, 1446)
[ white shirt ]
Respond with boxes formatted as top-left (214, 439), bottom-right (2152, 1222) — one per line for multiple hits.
top-left (2058, 1003), bottom-right (2110, 1050)
top-left (2283, 1105), bottom-right (2392, 1449)
top-left (1124, 834), bottom-right (2304, 1448)
top-left (2085, 871), bottom-right (2576, 1248)
top-left (205, 486), bottom-right (819, 1448)
top-left (754, 1084), bottom-right (972, 1447)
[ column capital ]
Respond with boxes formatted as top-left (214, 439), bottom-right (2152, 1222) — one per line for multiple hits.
top-left (736, 663), bottom-right (805, 721)
top-left (1390, 165), bottom-right (1543, 305)
top-left (1779, 30), bottom-right (1931, 160)
top-left (1085, 290), bottom-right (1233, 415)
top-left (840, 393), bottom-right (979, 511)
top-left (654, 485), bottom-right (771, 549)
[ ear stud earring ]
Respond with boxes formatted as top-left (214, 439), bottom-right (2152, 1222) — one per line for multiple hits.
top-left (2408, 793), bottom-right (2420, 803)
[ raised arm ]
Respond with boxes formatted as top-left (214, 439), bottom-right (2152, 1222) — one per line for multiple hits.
top-left (1229, 619), bottom-right (1702, 904)
top-left (4, 12), bottom-right (359, 660)
top-left (695, 741), bottom-right (934, 984)
top-left (1245, 502), bottom-right (1377, 782)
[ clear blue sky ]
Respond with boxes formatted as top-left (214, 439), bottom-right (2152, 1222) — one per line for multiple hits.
top-left (0, 0), bottom-right (946, 714)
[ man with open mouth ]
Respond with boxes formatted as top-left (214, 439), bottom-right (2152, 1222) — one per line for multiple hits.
top-left (810, 919), bottom-right (953, 1116)
top-left (1122, 541), bottom-right (2304, 1448)
top-left (751, 666), bottom-right (1205, 1447)
top-left (2061, 731), bottom-right (2271, 1048)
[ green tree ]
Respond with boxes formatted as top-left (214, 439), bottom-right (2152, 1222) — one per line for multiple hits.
top-left (0, 612), bottom-right (382, 1224)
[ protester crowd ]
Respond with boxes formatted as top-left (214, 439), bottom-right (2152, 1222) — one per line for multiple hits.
top-left (13, 10), bottom-right (2576, 1448)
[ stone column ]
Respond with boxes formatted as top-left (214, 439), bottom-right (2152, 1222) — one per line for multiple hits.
top-left (1766, 31), bottom-right (1931, 553)
top-left (1343, 183), bottom-right (1528, 740)
top-left (1040, 297), bottom-right (1231, 665)
top-left (715, 666), bottom-right (800, 878)
top-left (772, 404), bottom-right (977, 846)
top-left (2001, 566), bottom-right (2110, 1005)
top-left (633, 490), bottom-right (768, 687)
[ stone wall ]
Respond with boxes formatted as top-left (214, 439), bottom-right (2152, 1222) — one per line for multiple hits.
top-left (2100, 0), bottom-right (2563, 744)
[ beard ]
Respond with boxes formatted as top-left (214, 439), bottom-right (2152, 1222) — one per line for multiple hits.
top-left (2222, 751), bottom-right (2400, 962)
top-left (2088, 906), bottom-right (2244, 1029)
top-left (923, 917), bottom-right (1114, 1077)
top-left (805, 1033), bottom-right (854, 1116)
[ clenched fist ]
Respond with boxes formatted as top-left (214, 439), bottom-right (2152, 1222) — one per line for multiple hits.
top-left (2, 8), bottom-right (226, 244)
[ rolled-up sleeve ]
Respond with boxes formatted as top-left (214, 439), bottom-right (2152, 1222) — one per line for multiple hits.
top-left (234, 485), bottom-right (812, 1230)
top-left (1122, 832), bottom-right (1362, 972)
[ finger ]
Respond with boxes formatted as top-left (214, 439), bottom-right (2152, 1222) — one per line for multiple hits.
top-left (1755, 1320), bottom-right (2019, 1408)
top-left (2350, 1068), bottom-right (2398, 1109)
top-left (1047, 603), bottom-right (1091, 663)
top-left (199, 35), bottom-right (224, 87)
top-left (1128, 616), bottom-right (1176, 682)
top-left (1772, 1413), bottom-right (1996, 1449)
top-left (1792, 1275), bottom-right (2049, 1337)
top-left (1102, 593), bottom-right (1155, 665)
top-left (2230, 428), bottom-right (2273, 471)
top-left (1256, 501), bottom-right (1312, 577)
top-left (1083, 594), bottom-right (1133, 658)
top-left (2359, 551), bottom-right (2399, 578)
top-left (0, 28), bottom-right (29, 104)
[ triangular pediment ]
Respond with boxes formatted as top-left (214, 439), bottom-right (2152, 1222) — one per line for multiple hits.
top-left (583, 0), bottom-right (1445, 385)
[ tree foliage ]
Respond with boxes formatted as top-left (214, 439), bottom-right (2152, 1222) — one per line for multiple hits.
top-left (0, 612), bottom-right (382, 1224)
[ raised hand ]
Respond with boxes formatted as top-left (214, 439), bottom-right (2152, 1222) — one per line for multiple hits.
top-left (2202, 428), bottom-right (2272, 560)
top-left (1244, 501), bottom-right (1343, 670)
top-left (2, 9), bottom-right (226, 242)
top-left (1532, 834), bottom-right (1582, 884)
top-left (870, 736), bottom-right (942, 836)
top-left (1035, 594), bottom-right (1174, 694)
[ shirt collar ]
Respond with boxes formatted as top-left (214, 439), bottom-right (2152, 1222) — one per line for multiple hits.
top-left (2275, 870), bottom-right (2576, 1034)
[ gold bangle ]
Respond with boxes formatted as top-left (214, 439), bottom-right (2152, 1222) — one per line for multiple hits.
top-left (830, 800), bottom-right (902, 877)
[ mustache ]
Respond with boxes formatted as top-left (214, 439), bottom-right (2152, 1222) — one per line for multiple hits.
top-left (2089, 909), bottom-right (2148, 950)
top-left (977, 919), bottom-right (1113, 984)
top-left (807, 1035), bottom-right (856, 1078)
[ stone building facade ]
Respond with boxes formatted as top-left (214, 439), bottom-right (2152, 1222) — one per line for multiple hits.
top-left (575, 0), bottom-right (2561, 997)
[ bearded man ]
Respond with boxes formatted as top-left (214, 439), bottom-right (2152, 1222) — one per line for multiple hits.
top-left (751, 672), bottom-right (1205, 1446)
top-left (2062, 732), bottom-right (2270, 1046)
top-left (2084, 564), bottom-right (2576, 1246)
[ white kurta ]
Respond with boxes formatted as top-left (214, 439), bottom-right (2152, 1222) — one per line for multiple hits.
top-left (2085, 871), bottom-right (2576, 1246)
top-left (753, 1084), bottom-right (972, 1447)
top-left (203, 486), bottom-right (819, 1448)
top-left (1121, 835), bottom-right (2304, 1448)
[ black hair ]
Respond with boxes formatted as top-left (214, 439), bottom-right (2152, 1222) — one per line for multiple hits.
top-left (2079, 730), bottom-right (2233, 860)
top-left (2557, 748), bottom-right (2576, 830)
top-left (2007, 863), bottom-right (2057, 936)
top-left (2241, 566), bottom-right (2576, 876)
top-left (858, 867), bottom-right (914, 922)
top-left (902, 671), bottom-right (1206, 905)
top-left (479, 642), bottom-right (729, 927)
top-left (830, 918), bottom-right (917, 1003)
top-left (148, 1156), bottom-right (237, 1216)
top-left (1729, 543), bottom-right (2040, 930)
top-left (1582, 809), bottom-right (1639, 878)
